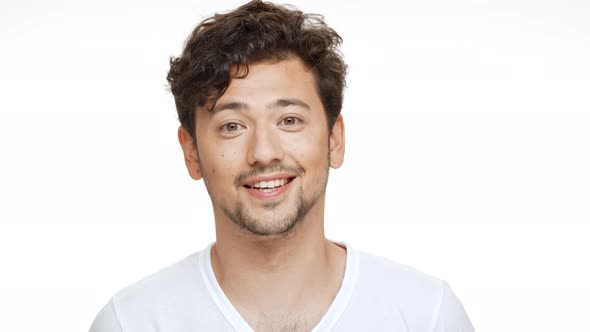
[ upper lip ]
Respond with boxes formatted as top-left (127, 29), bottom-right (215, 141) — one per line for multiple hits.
top-left (242, 174), bottom-right (297, 187)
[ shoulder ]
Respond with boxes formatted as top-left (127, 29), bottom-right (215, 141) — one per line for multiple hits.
top-left (90, 251), bottom-right (212, 332)
top-left (112, 251), bottom-right (203, 310)
top-left (348, 250), bottom-right (474, 331)
top-left (356, 251), bottom-right (443, 299)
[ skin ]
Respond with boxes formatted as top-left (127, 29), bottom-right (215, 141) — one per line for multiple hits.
top-left (178, 56), bottom-right (347, 330)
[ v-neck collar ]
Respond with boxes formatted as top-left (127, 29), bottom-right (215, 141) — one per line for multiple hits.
top-left (199, 240), bottom-right (359, 332)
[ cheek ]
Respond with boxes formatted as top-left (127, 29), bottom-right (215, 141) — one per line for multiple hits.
top-left (212, 142), bottom-right (246, 178)
top-left (287, 131), bottom-right (328, 160)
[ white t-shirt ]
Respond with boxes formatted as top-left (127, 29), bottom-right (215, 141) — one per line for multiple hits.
top-left (90, 242), bottom-right (474, 332)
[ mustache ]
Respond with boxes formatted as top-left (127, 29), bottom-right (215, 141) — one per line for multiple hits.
top-left (235, 164), bottom-right (305, 187)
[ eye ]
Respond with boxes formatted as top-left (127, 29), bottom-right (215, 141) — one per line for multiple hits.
top-left (220, 122), bottom-right (245, 133)
top-left (278, 116), bottom-right (302, 126)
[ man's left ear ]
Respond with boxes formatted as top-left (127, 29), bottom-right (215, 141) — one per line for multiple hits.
top-left (329, 115), bottom-right (345, 169)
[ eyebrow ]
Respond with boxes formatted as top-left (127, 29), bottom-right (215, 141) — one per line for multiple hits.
top-left (211, 101), bottom-right (249, 113)
top-left (268, 98), bottom-right (311, 111)
top-left (211, 98), bottom-right (310, 114)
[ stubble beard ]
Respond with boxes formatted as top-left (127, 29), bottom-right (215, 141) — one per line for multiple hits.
top-left (196, 141), bottom-right (332, 238)
top-left (221, 177), bottom-right (327, 237)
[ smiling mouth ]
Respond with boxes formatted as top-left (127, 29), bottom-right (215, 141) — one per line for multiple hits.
top-left (244, 177), bottom-right (295, 193)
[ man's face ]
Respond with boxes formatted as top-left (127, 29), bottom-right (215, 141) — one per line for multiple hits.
top-left (178, 57), bottom-right (345, 237)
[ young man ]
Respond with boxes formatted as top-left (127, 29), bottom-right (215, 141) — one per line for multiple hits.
top-left (90, 1), bottom-right (474, 331)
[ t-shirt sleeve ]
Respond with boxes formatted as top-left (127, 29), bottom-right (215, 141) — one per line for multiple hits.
top-left (89, 299), bottom-right (124, 332)
top-left (430, 282), bottom-right (475, 332)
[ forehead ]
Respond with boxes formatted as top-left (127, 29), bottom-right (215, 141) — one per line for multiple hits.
top-left (213, 57), bottom-right (323, 111)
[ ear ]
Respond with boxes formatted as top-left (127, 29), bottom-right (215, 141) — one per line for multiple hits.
top-left (329, 115), bottom-right (345, 169)
top-left (178, 126), bottom-right (202, 180)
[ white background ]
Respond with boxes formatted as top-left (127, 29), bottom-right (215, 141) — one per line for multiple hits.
top-left (1, 0), bottom-right (589, 331)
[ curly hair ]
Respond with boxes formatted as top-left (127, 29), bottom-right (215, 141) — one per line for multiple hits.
top-left (167, 0), bottom-right (347, 139)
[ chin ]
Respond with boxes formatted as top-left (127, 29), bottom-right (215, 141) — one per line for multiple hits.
top-left (243, 210), bottom-right (302, 236)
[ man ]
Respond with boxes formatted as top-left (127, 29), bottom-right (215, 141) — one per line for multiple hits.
top-left (90, 1), bottom-right (475, 331)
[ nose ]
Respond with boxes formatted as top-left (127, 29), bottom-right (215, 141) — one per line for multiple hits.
top-left (246, 125), bottom-right (284, 166)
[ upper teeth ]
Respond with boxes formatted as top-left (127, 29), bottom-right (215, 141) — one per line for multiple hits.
top-left (252, 179), bottom-right (288, 188)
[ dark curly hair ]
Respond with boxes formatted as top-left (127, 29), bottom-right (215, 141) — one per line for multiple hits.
top-left (167, 0), bottom-right (347, 140)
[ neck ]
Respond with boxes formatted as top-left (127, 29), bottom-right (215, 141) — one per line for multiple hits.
top-left (210, 201), bottom-right (346, 316)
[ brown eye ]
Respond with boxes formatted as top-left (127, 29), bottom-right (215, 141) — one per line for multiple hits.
top-left (223, 123), bottom-right (242, 132)
top-left (280, 116), bottom-right (301, 126)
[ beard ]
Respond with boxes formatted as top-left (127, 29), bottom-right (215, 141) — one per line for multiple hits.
top-left (216, 161), bottom-right (329, 237)
top-left (196, 142), bottom-right (332, 237)
top-left (221, 184), bottom-right (322, 237)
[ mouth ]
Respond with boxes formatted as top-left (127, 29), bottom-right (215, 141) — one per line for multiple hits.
top-left (243, 177), bottom-right (296, 193)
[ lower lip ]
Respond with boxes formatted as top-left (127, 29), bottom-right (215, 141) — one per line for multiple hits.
top-left (245, 179), bottom-right (294, 200)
